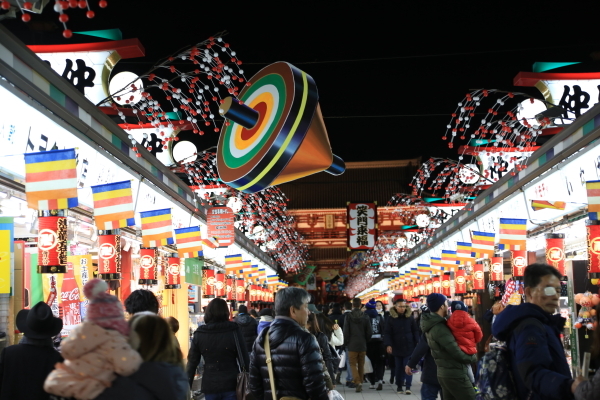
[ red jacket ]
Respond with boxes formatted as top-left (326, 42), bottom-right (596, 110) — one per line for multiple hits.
top-left (446, 309), bottom-right (483, 355)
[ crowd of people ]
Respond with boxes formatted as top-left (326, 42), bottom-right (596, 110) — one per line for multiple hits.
top-left (3, 262), bottom-right (600, 400)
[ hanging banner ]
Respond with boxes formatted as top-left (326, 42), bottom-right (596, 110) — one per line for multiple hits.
top-left (207, 207), bottom-right (235, 248)
top-left (432, 275), bottom-right (441, 293)
top-left (38, 214), bottom-right (68, 273)
top-left (455, 268), bottom-right (467, 294)
top-left (226, 277), bottom-right (235, 300)
top-left (90, 181), bottom-right (136, 230)
top-left (441, 272), bottom-right (451, 297)
top-left (165, 256), bottom-right (181, 289)
top-left (184, 257), bottom-right (203, 286)
top-left (29, 251), bottom-right (43, 306)
top-left (202, 268), bottom-right (215, 298)
top-left (546, 233), bottom-right (566, 276)
top-left (511, 250), bottom-right (527, 278)
top-left (215, 273), bottom-right (226, 297)
top-left (0, 217), bottom-right (14, 294)
top-left (175, 226), bottom-right (204, 258)
top-left (188, 285), bottom-right (199, 304)
top-left (69, 254), bottom-right (92, 320)
top-left (42, 273), bottom-right (64, 318)
top-left (60, 261), bottom-right (81, 330)
top-left (490, 257), bottom-right (504, 282)
top-left (587, 221), bottom-right (600, 275)
top-left (236, 278), bottom-right (246, 301)
top-left (140, 209), bottom-right (174, 248)
top-left (347, 203), bottom-right (377, 250)
top-left (473, 263), bottom-right (485, 290)
top-left (98, 233), bottom-right (121, 280)
top-left (139, 248), bottom-right (158, 285)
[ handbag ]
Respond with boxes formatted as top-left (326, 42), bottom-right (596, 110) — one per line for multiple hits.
top-left (234, 330), bottom-right (250, 400)
top-left (363, 355), bottom-right (373, 374)
top-left (338, 350), bottom-right (346, 369)
top-left (265, 332), bottom-right (302, 400)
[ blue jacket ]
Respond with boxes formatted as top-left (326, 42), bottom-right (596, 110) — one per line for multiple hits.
top-left (257, 318), bottom-right (273, 335)
top-left (492, 303), bottom-right (573, 400)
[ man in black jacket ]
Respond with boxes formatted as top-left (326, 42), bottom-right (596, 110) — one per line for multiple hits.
top-left (235, 304), bottom-right (258, 353)
top-left (405, 305), bottom-right (443, 400)
top-left (343, 298), bottom-right (372, 393)
top-left (249, 287), bottom-right (328, 400)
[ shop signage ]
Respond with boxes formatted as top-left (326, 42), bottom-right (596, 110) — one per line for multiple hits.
top-left (69, 254), bottom-right (92, 319)
top-left (347, 203), bottom-right (377, 250)
top-left (206, 207), bottom-right (235, 247)
top-left (476, 150), bottom-right (534, 184)
top-left (0, 230), bottom-right (10, 294)
top-left (202, 268), bottom-right (215, 298)
top-left (38, 215), bottom-right (67, 273)
top-left (184, 257), bottom-right (202, 286)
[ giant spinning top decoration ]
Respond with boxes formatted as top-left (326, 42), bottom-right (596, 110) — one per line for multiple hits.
top-left (217, 62), bottom-right (345, 193)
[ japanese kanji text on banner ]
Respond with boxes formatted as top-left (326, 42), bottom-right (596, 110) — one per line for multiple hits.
top-left (347, 203), bottom-right (377, 250)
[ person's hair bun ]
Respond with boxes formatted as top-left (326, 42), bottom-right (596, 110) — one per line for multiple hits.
top-left (83, 278), bottom-right (108, 300)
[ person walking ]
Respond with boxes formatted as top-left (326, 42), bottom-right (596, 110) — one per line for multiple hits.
top-left (422, 293), bottom-right (475, 400)
top-left (343, 298), bottom-right (372, 392)
top-left (186, 298), bottom-right (249, 400)
top-left (340, 301), bottom-right (354, 387)
top-left (405, 305), bottom-right (444, 400)
top-left (446, 300), bottom-right (482, 385)
top-left (307, 313), bottom-right (335, 389)
top-left (257, 308), bottom-right (274, 335)
top-left (364, 299), bottom-right (385, 390)
top-left (329, 304), bottom-right (344, 326)
top-left (319, 309), bottom-right (344, 384)
top-left (0, 302), bottom-right (63, 400)
top-left (124, 289), bottom-right (160, 316)
top-left (493, 264), bottom-right (577, 400)
top-left (235, 304), bottom-right (258, 353)
top-left (248, 287), bottom-right (328, 400)
top-left (383, 295), bottom-right (418, 394)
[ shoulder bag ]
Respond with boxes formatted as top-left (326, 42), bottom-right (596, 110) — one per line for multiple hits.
top-left (265, 332), bottom-right (302, 400)
top-left (234, 330), bottom-right (251, 400)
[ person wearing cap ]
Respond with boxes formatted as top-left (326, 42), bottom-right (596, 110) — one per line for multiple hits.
top-left (384, 295), bottom-right (418, 395)
top-left (421, 293), bottom-right (475, 400)
top-left (404, 304), bottom-right (443, 400)
top-left (493, 264), bottom-right (579, 400)
top-left (0, 301), bottom-right (63, 400)
top-left (446, 300), bottom-right (482, 386)
top-left (343, 298), bottom-right (372, 393)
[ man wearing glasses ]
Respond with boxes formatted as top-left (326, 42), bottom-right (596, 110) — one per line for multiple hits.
top-left (493, 263), bottom-right (577, 400)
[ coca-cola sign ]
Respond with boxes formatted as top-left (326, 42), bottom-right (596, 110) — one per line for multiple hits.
top-left (61, 287), bottom-right (80, 302)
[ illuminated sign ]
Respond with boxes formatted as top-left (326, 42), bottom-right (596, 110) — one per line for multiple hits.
top-left (348, 203), bottom-right (377, 250)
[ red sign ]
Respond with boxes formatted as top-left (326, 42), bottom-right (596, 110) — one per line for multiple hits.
top-left (60, 262), bottom-right (81, 327)
top-left (139, 248), bottom-right (158, 285)
top-left (207, 207), bottom-right (235, 248)
top-left (425, 279), bottom-right (433, 295)
top-left (347, 203), bottom-right (377, 250)
top-left (215, 273), bottom-right (226, 297)
top-left (432, 276), bottom-right (441, 293)
top-left (490, 257), bottom-right (504, 282)
top-left (473, 264), bottom-right (485, 290)
top-left (203, 269), bottom-right (215, 298)
top-left (226, 277), bottom-right (234, 300)
top-left (165, 257), bottom-right (181, 289)
top-left (236, 278), bottom-right (246, 301)
top-left (546, 234), bottom-right (566, 276)
top-left (38, 215), bottom-right (67, 273)
top-left (588, 222), bottom-right (600, 274)
top-left (511, 251), bottom-right (527, 278)
top-left (98, 233), bottom-right (121, 280)
top-left (441, 272), bottom-right (451, 297)
top-left (455, 268), bottom-right (467, 294)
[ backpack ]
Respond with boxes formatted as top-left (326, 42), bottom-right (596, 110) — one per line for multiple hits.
top-left (475, 318), bottom-right (542, 400)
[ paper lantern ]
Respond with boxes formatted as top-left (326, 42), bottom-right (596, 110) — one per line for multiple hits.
top-left (511, 250), bottom-right (527, 279)
top-left (455, 268), bottom-right (467, 294)
top-left (236, 278), bottom-right (246, 301)
top-left (226, 277), bottom-right (235, 300)
top-left (215, 273), bottom-right (226, 297)
top-left (546, 233), bottom-right (566, 276)
top-left (441, 272), bottom-right (451, 297)
top-left (202, 268), bottom-right (215, 298)
top-left (37, 212), bottom-right (67, 273)
top-left (473, 264), bottom-right (485, 291)
top-left (432, 276), bottom-right (442, 294)
top-left (139, 248), bottom-right (158, 285)
top-left (165, 255), bottom-right (181, 289)
top-left (425, 280), bottom-right (433, 295)
top-left (98, 231), bottom-right (121, 280)
top-left (490, 257), bottom-right (504, 282)
top-left (588, 221), bottom-right (600, 276)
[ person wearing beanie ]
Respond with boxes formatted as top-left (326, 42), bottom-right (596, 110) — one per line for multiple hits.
top-left (446, 300), bottom-right (482, 387)
top-left (384, 296), bottom-right (418, 395)
top-left (421, 293), bottom-right (476, 400)
top-left (44, 279), bottom-right (142, 400)
top-left (364, 299), bottom-right (385, 390)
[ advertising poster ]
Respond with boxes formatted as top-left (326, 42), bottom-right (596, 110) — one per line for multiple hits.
top-left (207, 207), bottom-right (235, 248)
top-left (185, 258), bottom-right (203, 286)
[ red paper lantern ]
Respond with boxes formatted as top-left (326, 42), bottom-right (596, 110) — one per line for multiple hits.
top-left (165, 256), bottom-right (181, 289)
top-left (455, 268), bottom-right (467, 294)
top-left (215, 273), bottom-right (226, 297)
top-left (38, 213), bottom-right (67, 273)
top-left (490, 257), bottom-right (504, 282)
top-left (546, 233), bottom-right (566, 276)
top-left (589, 221), bottom-right (600, 276)
top-left (473, 264), bottom-right (485, 291)
top-left (226, 278), bottom-right (234, 300)
top-left (425, 279), bottom-right (433, 295)
top-left (441, 272), bottom-right (451, 296)
top-left (139, 248), bottom-right (158, 285)
top-left (432, 276), bottom-right (441, 293)
top-left (98, 231), bottom-right (121, 280)
top-left (203, 268), bottom-right (215, 298)
top-left (511, 250), bottom-right (527, 278)
top-left (236, 278), bottom-right (246, 301)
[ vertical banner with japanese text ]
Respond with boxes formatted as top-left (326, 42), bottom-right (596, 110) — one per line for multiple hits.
top-left (347, 203), bottom-right (377, 250)
top-left (69, 255), bottom-right (92, 320)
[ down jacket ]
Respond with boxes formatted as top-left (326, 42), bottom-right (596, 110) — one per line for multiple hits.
top-left (249, 317), bottom-right (328, 400)
top-left (186, 321), bottom-right (249, 393)
top-left (446, 309), bottom-right (482, 355)
top-left (575, 368), bottom-right (600, 400)
top-left (44, 322), bottom-right (142, 400)
top-left (235, 313), bottom-right (258, 351)
top-left (383, 306), bottom-right (418, 357)
top-left (421, 311), bottom-right (475, 378)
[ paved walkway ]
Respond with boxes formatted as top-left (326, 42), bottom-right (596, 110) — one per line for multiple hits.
top-left (336, 372), bottom-right (440, 400)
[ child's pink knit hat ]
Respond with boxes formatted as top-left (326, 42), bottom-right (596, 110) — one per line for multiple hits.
top-left (83, 279), bottom-right (129, 336)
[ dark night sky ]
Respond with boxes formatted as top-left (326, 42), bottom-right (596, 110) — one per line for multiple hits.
top-left (4, 1), bottom-right (600, 163)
